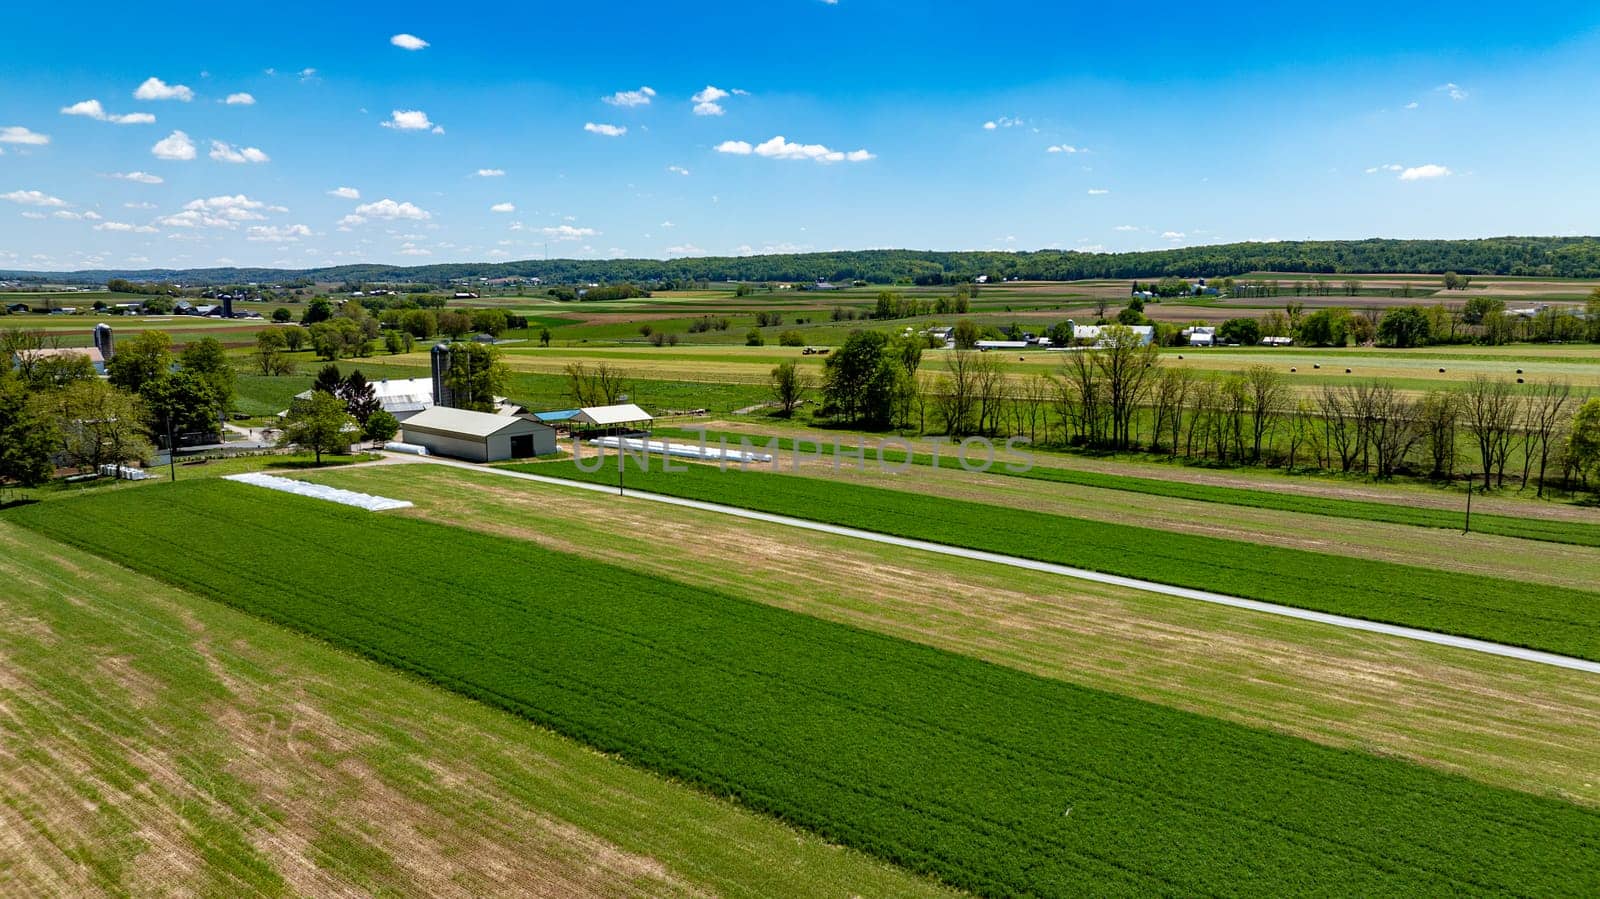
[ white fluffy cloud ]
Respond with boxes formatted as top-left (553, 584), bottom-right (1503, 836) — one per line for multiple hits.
top-left (0, 126), bottom-right (49, 145)
top-left (1161, 231), bottom-right (1185, 240)
top-left (1046, 144), bottom-right (1080, 154)
top-left (541, 224), bottom-right (598, 240)
top-left (692, 85), bottom-right (746, 116)
top-left (1114, 224), bottom-right (1140, 232)
top-left (339, 198), bottom-right (431, 226)
top-left (2, 190), bottom-right (67, 207)
top-left (490, 202), bottom-right (515, 213)
top-left (604, 86), bottom-right (656, 107)
top-left (475, 168), bottom-right (505, 177)
top-left (111, 171), bottom-right (163, 184)
top-left (327, 186), bottom-right (361, 199)
top-left (225, 92), bottom-right (256, 106)
top-left (94, 221), bottom-right (158, 233)
top-left (390, 33), bottom-right (430, 50)
top-left (1087, 188), bottom-right (1110, 195)
top-left (157, 194), bottom-right (275, 229)
top-left (60, 99), bottom-right (155, 124)
top-left (382, 109), bottom-right (443, 133)
top-left (247, 224), bottom-right (313, 242)
top-left (134, 77), bottom-right (194, 102)
top-left (983, 116), bottom-right (1023, 130)
top-left (209, 140), bottom-right (270, 163)
top-left (667, 165), bottom-right (690, 176)
top-left (151, 130), bottom-right (196, 160)
top-left (1365, 163), bottom-right (1405, 174)
top-left (1399, 164), bottom-right (1452, 181)
top-left (716, 135), bottom-right (873, 164)
top-left (1437, 82), bottom-right (1468, 101)
top-left (584, 122), bottom-right (626, 137)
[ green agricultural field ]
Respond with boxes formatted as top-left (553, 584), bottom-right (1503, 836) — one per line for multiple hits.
top-left (300, 461), bottom-right (1600, 805)
top-left (10, 482), bottom-right (1600, 897)
top-left (654, 427), bottom-right (1600, 546)
top-left (511, 456), bottom-right (1600, 661)
top-left (0, 520), bottom-right (947, 898)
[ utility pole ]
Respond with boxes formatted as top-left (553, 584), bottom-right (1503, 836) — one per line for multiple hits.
top-left (1463, 481), bottom-right (1472, 534)
top-left (166, 412), bottom-right (177, 483)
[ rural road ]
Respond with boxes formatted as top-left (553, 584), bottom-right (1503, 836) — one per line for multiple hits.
top-left (401, 455), bottom-right (1600, 676)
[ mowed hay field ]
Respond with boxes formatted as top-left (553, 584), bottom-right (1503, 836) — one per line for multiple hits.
top-left (9, 482), bottom-right (1600, 896)
top-left (0, 520), bottom-right (949, 899)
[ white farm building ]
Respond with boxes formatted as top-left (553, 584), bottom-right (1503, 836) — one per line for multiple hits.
top-left (399, 406), bottom-right (556, 462)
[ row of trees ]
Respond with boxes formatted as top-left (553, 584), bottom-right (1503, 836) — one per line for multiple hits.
top-left (801, 324), bottom-right (1598, 493)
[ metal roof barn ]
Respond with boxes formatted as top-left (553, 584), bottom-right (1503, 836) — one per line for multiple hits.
top-left (400, 406), bottom-right (556, 462)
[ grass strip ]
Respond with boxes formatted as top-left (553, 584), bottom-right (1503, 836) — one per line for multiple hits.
top-left (8, 481), bottom-right (1599, 897)
top-left (656, 426), bottom-right (1600, 547)
top-left (508, 454), bottom-right (1600, 662)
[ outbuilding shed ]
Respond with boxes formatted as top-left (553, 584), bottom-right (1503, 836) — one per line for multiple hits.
top-left (573, 403), bottom-right (654, 431)
top-left (400, 406), bottom-right (556, 462)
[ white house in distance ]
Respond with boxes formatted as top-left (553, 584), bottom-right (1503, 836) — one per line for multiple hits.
top-left (1184, 326), bottom-right (1217, 347)
top-left (1071, 325), bottom-right (1155, 347)
top-left (399, 406), bottom-right (556, 462)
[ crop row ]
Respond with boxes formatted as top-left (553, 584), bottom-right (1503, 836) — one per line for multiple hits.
top-left (8, 481), bottom-right (1598, 897)
top-left (654, 427), bottom-right (1600, 547)
top-left (514, 455), bottom-right (1600, 662)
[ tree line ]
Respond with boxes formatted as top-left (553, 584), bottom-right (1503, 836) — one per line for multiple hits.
top-left (801, 326), bottom-right (1598, 494)
top-left (23, 236), bottom-right (1600, 287)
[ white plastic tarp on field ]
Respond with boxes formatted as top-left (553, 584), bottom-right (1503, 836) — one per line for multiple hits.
top-left (223, 472), bottom-right (413, 511)
top-left (589, 436), bottom-right (773, 464)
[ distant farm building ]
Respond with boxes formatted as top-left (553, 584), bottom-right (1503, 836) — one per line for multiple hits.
top-left (12, 346), bottom-right (106, 375)
top-left (399, 406), bottom-right (556, 462)
top-left (1184, 326), bottom-right (1217, 347)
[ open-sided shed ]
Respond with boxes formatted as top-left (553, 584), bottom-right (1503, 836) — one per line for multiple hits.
top-left (572, 403), bottom-right (654, 433)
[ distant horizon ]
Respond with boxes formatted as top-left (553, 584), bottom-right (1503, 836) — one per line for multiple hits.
top-left (5, 234), bottom-right (1600, 280)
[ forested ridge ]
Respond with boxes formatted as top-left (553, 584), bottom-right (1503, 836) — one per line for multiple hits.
top-left (8, 236), bottom-right (1600, 286)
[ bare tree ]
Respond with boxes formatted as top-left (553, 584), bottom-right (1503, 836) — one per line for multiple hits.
top-left (1317, 385), bottom-right (1360, 472)
top-left (1462, 375), bottom-right (1519, 489)
top-left (1151, 366), bottom-right (1193, 454)
top-left (973, 352), bottom-right (1007, 436)
top-left (1366, 382), bottom-right (1419, 478)
top-left (1184, 378), bottom-right (1219, 459)
top-left (1523, 379), bottom-right (1574, 496)
top-left (1053, 350), bottom-right (1106, 446)
top-left (1097, 326), bottom-right (1160, 449)
top-left (934, 348), bottom-right (980, 437)
top-left (1416, 390), bottom-right (1461, 480)
top-left (1243, 364), bottom-right (1288, 461)
top-left (1283, 398), bottom-right (1316, 471)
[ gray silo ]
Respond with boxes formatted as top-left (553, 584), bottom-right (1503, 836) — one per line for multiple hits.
top-left (430, 342), bottom-right (455, 409)
top-left (93, 323), bottom-right (114, 360)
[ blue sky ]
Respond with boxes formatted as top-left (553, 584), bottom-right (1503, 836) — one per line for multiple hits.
top-left (3, 1), bottom-right (1599, 271)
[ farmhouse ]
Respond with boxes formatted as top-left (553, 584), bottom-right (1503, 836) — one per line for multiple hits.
top-left (1184, 326), bottom-right (1217, 347)
top-left (399, 406), bottom-right (556, 462)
